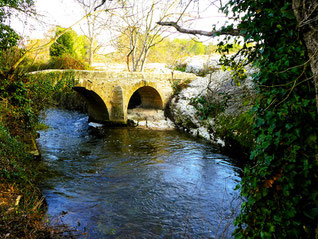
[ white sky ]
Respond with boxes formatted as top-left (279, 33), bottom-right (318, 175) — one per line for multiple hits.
top-left (11, 0), bottom-right (229, 46)
top-left (12, 0), bottom-right (84, 39)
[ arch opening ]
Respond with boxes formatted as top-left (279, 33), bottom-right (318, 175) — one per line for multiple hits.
top-left (128, 86), bottom-right (163, 110)
top-left (128, 91), bottom-right (142, 109)
top-left (73, 87), bottom-right (109, 122)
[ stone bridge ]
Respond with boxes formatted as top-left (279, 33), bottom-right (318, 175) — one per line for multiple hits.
top-left (31, 70), bottom-right (196, 124)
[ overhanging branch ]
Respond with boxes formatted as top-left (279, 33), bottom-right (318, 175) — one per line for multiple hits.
top-left (94, 0), bottom-right (107, 11)
top-left (157, 21), bottom-right (242, 37)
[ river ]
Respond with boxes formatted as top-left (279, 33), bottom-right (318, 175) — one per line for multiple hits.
top-left (37, 108), bottom-right (241, 238)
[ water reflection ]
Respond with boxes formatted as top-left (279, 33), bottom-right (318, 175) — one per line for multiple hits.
top-left (37, 108), bottom-right (241, 238)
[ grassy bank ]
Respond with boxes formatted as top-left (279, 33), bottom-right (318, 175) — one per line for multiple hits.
top-left (0, 70), bottom-right (86, 238)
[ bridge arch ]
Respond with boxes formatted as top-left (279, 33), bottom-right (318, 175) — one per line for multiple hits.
top-left (28, 69), bottom-right (196, 124)
top-left (127, 86), bottom-right (164, 110)
top-left (73, 87), bottom-right (110, 123)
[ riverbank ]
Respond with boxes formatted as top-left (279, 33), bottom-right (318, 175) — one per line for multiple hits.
top-left (0, 71), bottom-right (86, 238)
top-left (0, 124), bottom-right (66, 238)
top-left (166, 67), bottom-right (257, 159)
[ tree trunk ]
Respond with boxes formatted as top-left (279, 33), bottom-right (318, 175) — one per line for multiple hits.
top-left (89, 39), bottom-right (94, 65)
top-left (301, 23), bottom-right (318, 115)
top-left (140, 49), bottom-right (149, 72)
top-left (292, 2), bottom-right (318, 237)
top-left (292, 0), bottom-right (318, 114)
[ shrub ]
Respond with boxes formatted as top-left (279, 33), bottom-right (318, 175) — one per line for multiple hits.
top-left (0, 122), bottom-right (31, 182)
top-left (50, 27), bottom-right (76, 57)
top-left (174, 64), bottom-right (186, 72)
top-left (189, 92), bottom-right (230, 120)
top-left (171, 78), bottom-right (192, 94)
top-left (214, 112), bottom-right (255, 156)
top-left (47, 55), bottom-right (89, 70)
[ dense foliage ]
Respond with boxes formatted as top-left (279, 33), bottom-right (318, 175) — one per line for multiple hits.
top-left (50, 27), bottom-right (76, 57)
top-left (50, 26), bottom-right (89, 60)
top-left (218, 0), bottom-right (318, 238)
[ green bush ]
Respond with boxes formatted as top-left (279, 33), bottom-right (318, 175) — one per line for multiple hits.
top-left (50, 27), bottom-right (76, 57)
top-left (174, 64), bottom-right (186, 72)
top-left (49, 27), bottom-right (89, 61)
top-left (0, 122), bottom-right (31, 182)
top-left (214, 112), bottom-right (255, 155)
top-left (189, 93), bottom-right (229, 120)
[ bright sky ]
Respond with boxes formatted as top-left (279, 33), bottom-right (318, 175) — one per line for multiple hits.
top-left (12, 0), bottom-right (84, 39)
top-left (11, 0), bottom-right (229, 45)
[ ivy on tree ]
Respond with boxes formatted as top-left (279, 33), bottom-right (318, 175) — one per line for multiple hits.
top-left (220, 1), bottom-right (318, 238)
top-left (158, 0), bottom-right (318, 237)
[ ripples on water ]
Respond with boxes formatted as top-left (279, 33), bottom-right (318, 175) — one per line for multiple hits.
top-left (37, 108), bottom-right (241, 238)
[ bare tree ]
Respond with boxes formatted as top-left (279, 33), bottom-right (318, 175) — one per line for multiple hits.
top-left (110, 0), bottom-right (179, 72)
top-left (75, 0), bottom-right (115, 65)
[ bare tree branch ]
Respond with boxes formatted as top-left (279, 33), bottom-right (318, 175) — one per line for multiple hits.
top-left (94, 0), bottom-right (107, 11)
top-left (157, 21), bottom-right (242, 37)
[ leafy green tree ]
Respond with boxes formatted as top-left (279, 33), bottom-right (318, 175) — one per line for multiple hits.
top-left (49, 27), bottom-right (90, 63)
top-left (50, 27), bottom-right (78, 57)
top-left (74, 35), bottom-right (89, 60)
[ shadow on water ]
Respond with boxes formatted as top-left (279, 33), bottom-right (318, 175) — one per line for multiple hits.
top-left (37, 108), bottom-right (242, 238)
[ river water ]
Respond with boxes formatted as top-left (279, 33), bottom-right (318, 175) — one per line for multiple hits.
top-left (37, 108), bottom-right (241, 238)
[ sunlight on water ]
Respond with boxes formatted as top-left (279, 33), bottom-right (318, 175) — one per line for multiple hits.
top-left (37, 108), bottom-right (241, 238)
